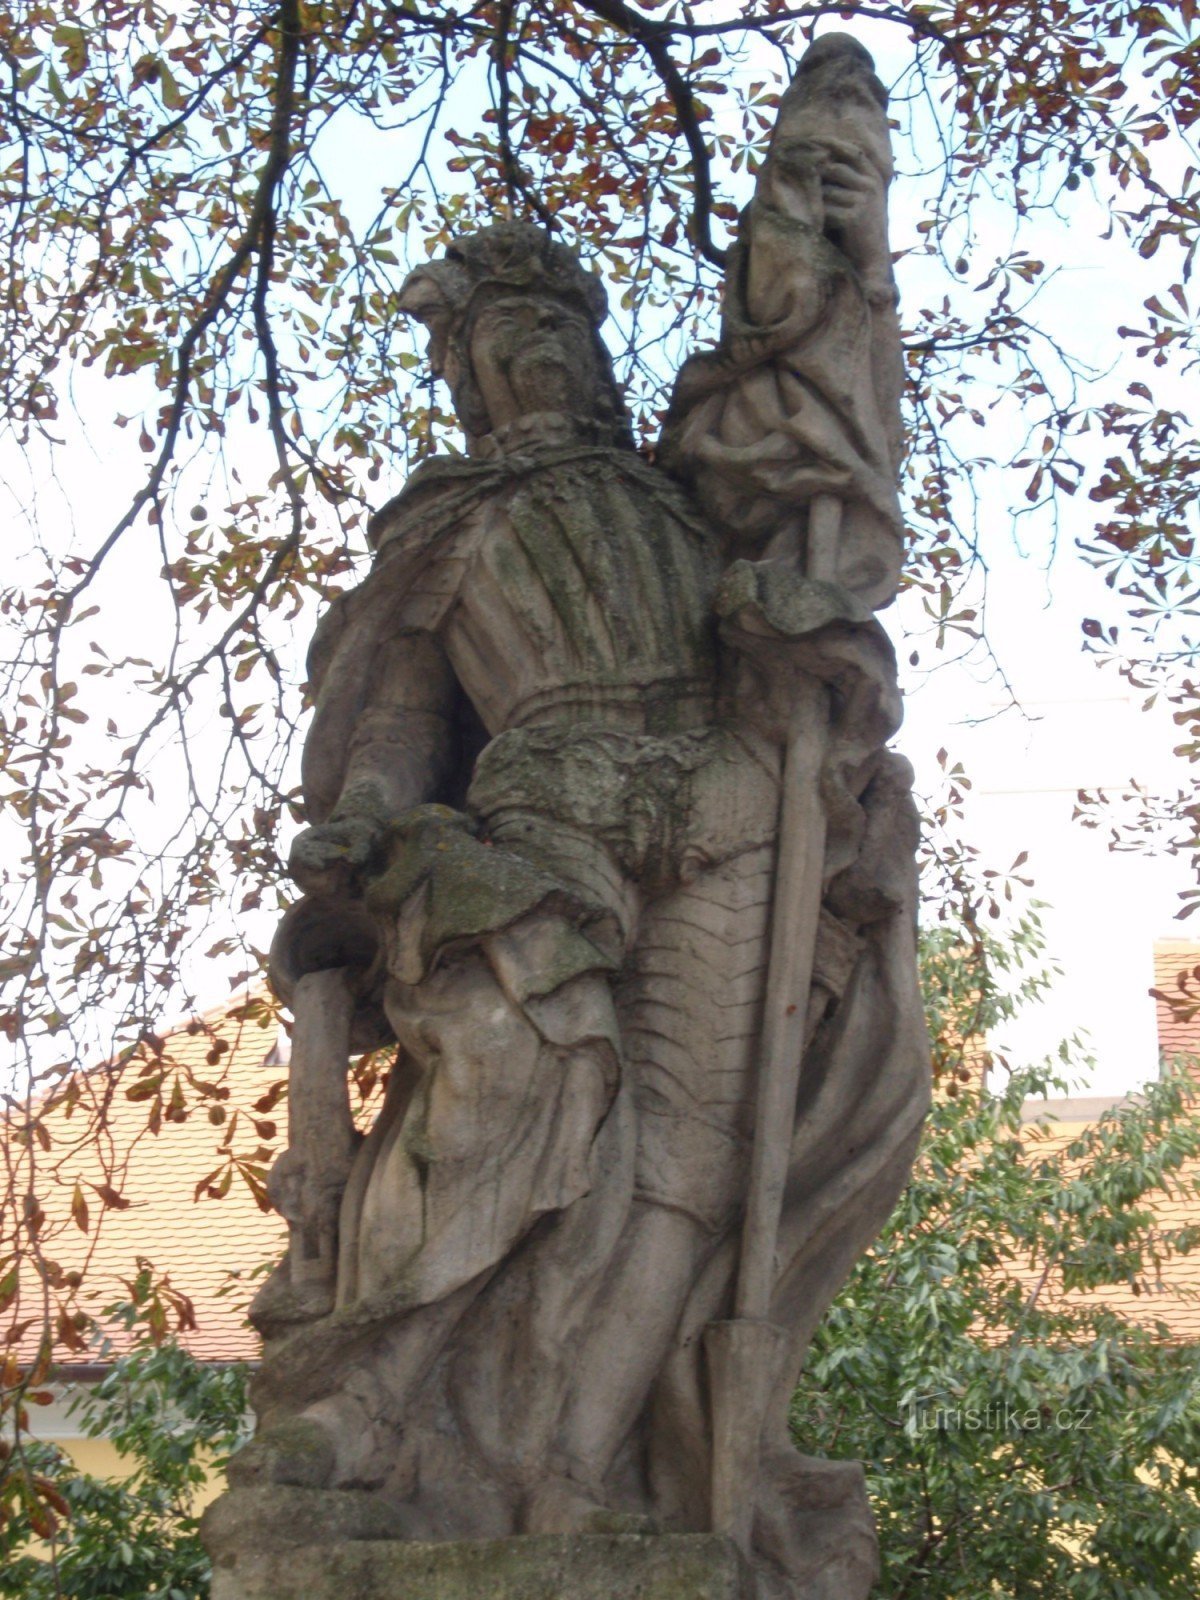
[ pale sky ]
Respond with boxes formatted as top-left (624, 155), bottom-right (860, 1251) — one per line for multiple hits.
top-left (896, 523), bottom-right (1191, 1095)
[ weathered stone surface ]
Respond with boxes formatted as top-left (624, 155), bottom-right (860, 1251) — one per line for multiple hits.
top-left (211, 1529), bottom-right (748, 1600)
top-left (208, 1530), bottom-right (747, 1600)
top-left (207, 29), bottom-right (931, 1600)
top-left (203, 1483), bottom-right (412, 1557)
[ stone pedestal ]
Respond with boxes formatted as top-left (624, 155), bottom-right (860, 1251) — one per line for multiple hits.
top-left (202, 1487), bottom-right (748, 1600)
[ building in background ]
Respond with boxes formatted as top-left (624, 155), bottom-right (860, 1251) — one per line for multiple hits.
top-left (23, 998), bottom-right (285, 1479)
top-left (903, 676), bottom-right (1192, 1097)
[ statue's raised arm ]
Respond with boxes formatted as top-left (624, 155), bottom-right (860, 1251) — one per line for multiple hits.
top-left (662, 33), bottom-right (904, 609)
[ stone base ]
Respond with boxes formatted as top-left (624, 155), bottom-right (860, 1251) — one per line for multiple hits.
top-left (203, 1489), bottom-right (747, 1600)
top-left (209, 1533), bottom-right (747, 1600)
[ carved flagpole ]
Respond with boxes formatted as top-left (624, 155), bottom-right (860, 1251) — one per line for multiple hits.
top-left (705, 490), bottom-right (842, 1553)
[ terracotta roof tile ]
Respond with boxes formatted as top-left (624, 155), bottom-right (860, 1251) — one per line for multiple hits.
top-left (1012, 1112), bottom-right (1200, 1344)
top-left (1152, 939), bottom-right (1200, 1076)
top-left (17, 993), bottom-right (287, 1367)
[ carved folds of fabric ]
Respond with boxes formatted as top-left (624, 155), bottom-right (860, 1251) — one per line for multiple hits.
top-left (363, 803), bottom-right (622, 993)
top-left (661, 198), bottom-right (904, 606)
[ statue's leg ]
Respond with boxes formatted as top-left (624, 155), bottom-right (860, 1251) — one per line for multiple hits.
top-left (536, 844), bottom-right (776, 1524)
top-left (348, 950), bottom-right (620, 1311)
top-left (239, 925), bottom-right (626, 1520)
top-left (410, 810), bottom-right (641, 1522)
top-left (440, 1043), bottom-right (639, 1530)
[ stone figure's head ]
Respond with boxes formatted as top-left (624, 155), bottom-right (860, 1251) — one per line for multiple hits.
top-left (398, 223), bottom-right (632, 453)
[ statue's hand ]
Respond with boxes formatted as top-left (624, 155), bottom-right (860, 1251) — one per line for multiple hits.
top-left (288, 813), bottom-right (382, 895)
top-left (816, 136), bottom-right (889, 283)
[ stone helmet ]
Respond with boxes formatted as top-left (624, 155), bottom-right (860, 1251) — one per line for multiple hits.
top-left (397, 222), bottom-right (630, 448)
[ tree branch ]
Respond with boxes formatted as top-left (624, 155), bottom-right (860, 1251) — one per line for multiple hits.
top-left (578, 0), bottom-right (727, 267)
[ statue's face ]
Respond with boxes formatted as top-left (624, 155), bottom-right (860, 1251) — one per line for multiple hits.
top-left (462, 292), bottom-right (596, 433)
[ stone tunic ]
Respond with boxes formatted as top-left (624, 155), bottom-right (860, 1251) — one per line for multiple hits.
top-left (302, 426), bottom-right (786, 947)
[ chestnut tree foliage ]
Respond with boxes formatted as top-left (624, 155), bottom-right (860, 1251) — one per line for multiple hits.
top-left (1, 0), bottom-right (1198, 1540)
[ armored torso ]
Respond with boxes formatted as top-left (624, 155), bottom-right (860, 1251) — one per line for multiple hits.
top-left (369, 423), bottom-right (721, 740)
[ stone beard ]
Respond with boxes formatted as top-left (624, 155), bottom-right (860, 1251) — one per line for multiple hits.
top-left (204, 33), bottom-right (930, 1600)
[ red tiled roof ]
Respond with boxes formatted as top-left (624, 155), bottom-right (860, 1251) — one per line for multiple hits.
top-left (976, 938), bottom-right (1200, 1346)
top-left (17, 994), bottom-right (287, 1368)
top-left (1152, 939), bottom-right (1200, 1073)
top-left (1017, 1111), bottom-right (1200, 1345)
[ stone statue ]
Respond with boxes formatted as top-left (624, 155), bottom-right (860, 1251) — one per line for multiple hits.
top-left (204, 33), bottom-right (930, 1600)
